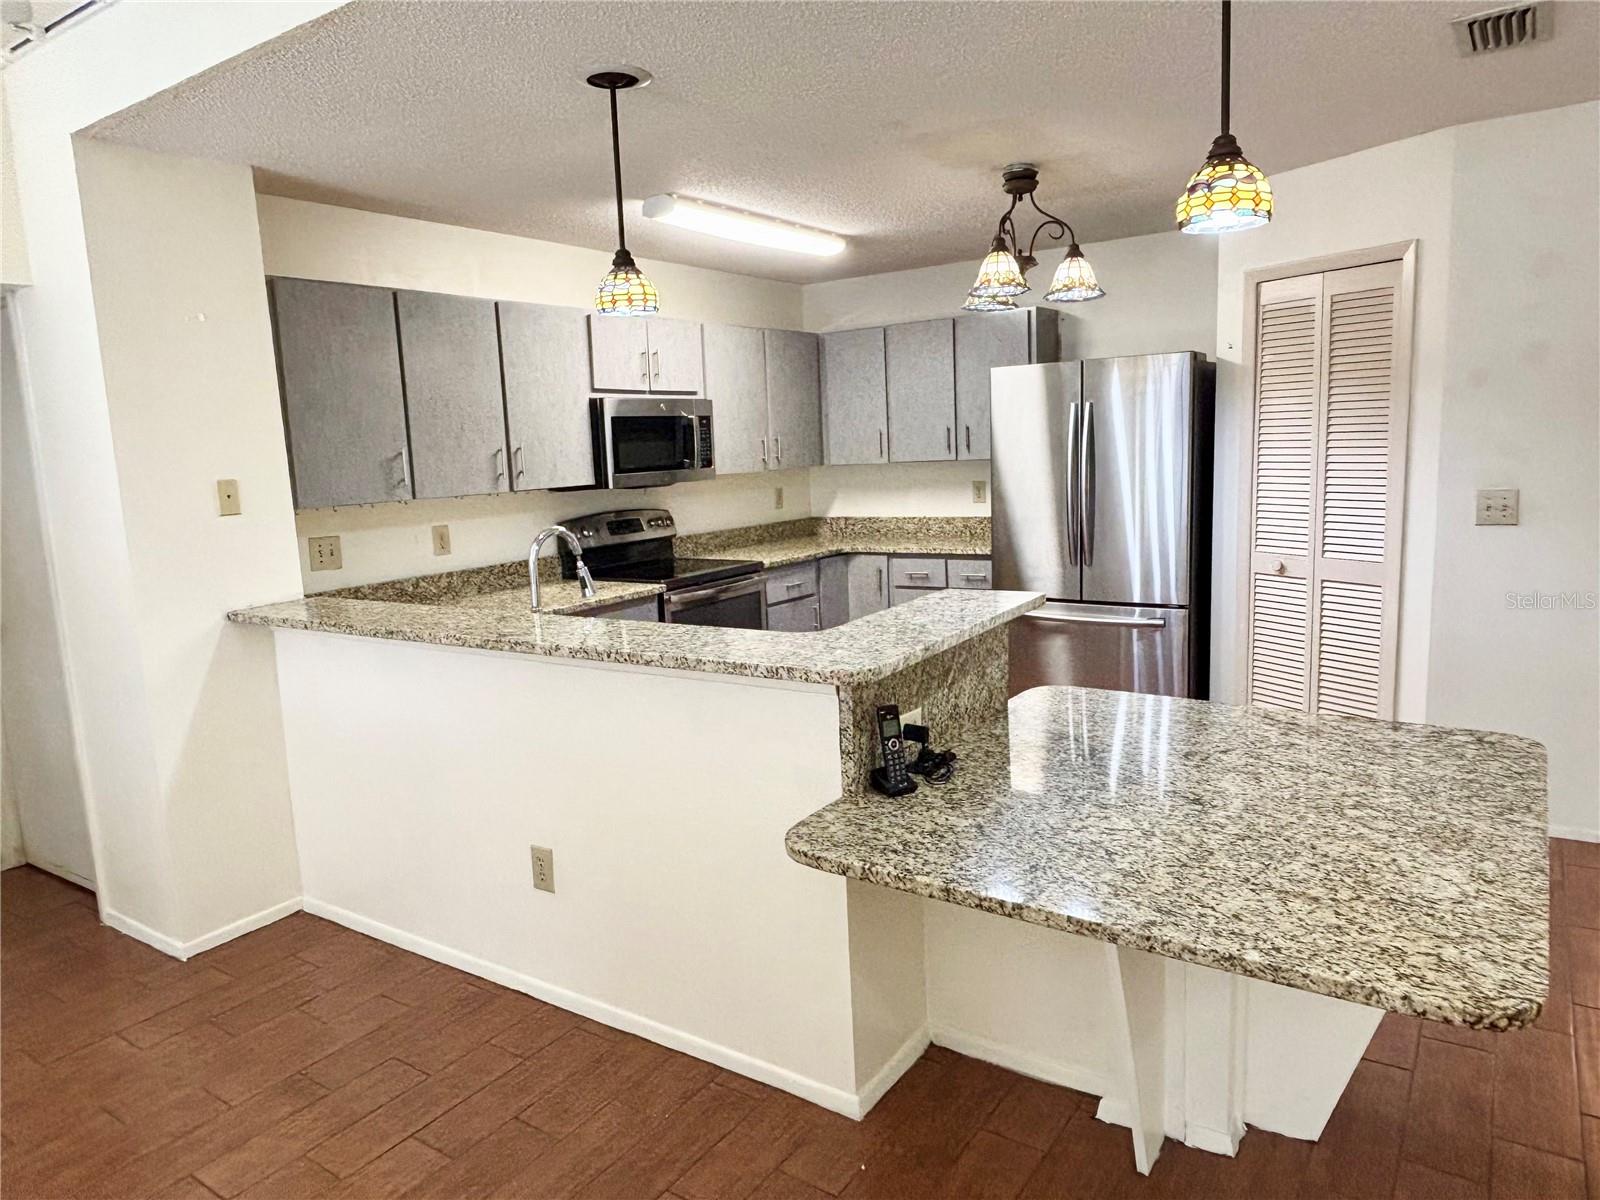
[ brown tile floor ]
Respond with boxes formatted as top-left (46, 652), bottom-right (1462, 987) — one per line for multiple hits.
top-left (2, 839), bottom-right (1595, 1200)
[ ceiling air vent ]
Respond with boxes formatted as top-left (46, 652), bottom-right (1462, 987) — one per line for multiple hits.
top-left (1451, 3), bottom-right (1549, 55)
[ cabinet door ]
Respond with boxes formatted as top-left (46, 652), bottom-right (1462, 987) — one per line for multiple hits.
top-left (500, 302), bottom-right (595, 490)
top-left (702, 324), bottom-right (768, 475)
top-left (765, 329), bottom-right (822, 470)
top-left (395, 291), bottom-right (507, 499)
top-left (821, 327), bottom-right (887, 465)
top-left (646, 317), bottom-right (704, 393)
top-left (954, 309), bottom-right (1030, 461)
top-left (767, 596), bottom-right (821, 632)
top-left (886, 318), bottom-right (956, 462)
top-left (272, 278), bottom-right (410, 508)
top-left (845, 555), bottom-right (890, 620)
top-left (588, 314), bottom-right (651, 392)
top-left (818, 556), bottom-right (850, 629)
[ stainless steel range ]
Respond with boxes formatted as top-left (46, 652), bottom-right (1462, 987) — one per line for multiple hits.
top-left (557, 508), bottom-right (767, 629)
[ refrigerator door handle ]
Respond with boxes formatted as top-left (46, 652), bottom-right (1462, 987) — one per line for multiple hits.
top-left (1081, 399), bottom-right (1096, 567)
top-left (1064, 400), bottom-right (1081, 567)
top-left (1026, 611), bottom-right (1167, 629)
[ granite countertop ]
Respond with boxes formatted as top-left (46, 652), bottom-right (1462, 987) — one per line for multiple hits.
top-left (676, 516), bottom-right (991, 568)
top-left (230, 588), bottom-right (1043, 686)
top-left (786, 686), bottom-right (1549, 1030)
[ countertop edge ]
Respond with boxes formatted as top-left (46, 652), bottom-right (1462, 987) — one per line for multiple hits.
top-left (781, 836), bottom-right (1543, 1032)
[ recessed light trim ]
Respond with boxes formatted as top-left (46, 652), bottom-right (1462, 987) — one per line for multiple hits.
top-left (641, 194), bottom-right (847, 258)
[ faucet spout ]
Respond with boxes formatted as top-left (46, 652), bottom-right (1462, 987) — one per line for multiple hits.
top-left (529, 525), bottom-right (597, 611)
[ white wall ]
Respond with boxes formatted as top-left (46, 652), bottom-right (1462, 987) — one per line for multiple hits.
top-left (1215, 102), bottom-right (1599, 839)
top-left (800, 230), bottom-right (1219, 517)
top-left (1, 92), bottom-right (31, 286)
top-left (257, 197), bottom-right (814, 590)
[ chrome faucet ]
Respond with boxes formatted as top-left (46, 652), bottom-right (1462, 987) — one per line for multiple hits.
top-left (529, 525), bottom-right (596, 611)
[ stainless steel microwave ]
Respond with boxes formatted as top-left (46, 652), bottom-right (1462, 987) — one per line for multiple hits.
top-left (590, 395), bottom-right (716, 489)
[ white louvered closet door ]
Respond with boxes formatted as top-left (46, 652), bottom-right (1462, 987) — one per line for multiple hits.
top-left (1245, 260), bottom-right (1408, 719)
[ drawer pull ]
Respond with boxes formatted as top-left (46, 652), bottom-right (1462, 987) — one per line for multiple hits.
top-left (786, 581), bottom-right (804, 591)
top-left (959, 573), bottom-right (988, 581)
top-left (906, 571), bottom-right (931, 579)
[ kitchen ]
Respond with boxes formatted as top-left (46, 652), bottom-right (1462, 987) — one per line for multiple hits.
top-left (1, 2), bottom-right (1597, 1198)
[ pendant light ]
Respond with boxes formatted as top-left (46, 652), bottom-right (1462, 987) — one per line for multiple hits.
top-left (964, 164), bottom-right (1102, 312)
top-left (1176, 1), bottom-right (1273, 234)
top-left (589, 68), bottom-right (658, 315)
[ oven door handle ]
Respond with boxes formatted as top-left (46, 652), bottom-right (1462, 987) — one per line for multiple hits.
top-left (662, 574), bottom-right (766, 612)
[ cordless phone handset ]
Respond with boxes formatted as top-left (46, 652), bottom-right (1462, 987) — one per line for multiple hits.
top-left (870, 704), bottom-right (917, 797)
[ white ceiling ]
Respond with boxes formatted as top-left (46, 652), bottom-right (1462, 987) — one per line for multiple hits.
top-left (85, 0), bottom-right (1600, 283)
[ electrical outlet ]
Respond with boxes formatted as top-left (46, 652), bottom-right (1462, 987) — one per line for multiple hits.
top-left (972, 480), bottom-right (987, 504)
top-left (902, 706), bottom-right (924, 729)
top-left (432, 524), bottom-right (452, 555)
top-left (530, 845), bottom-right (555, 893)
top-left (308, 535), bottom-right (342, 572)
top-left (774, 486), bottom-right (784, 510)
top-left (216, 479), bottom-right (241, 516)
top-left (1476, 488), bottom-right (1519, 526)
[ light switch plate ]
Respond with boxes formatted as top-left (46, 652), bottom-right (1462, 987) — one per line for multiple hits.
top-left (308, 535), bottom-right (342, 572)
top-left (216, 479), bottom-right (241, 516)
top-left (972, 480), bottom-right (987, 504)
top-left (432, 524), bottom-right (451, 555)
top-left (1476, 488), bottom-right (1519, 526)
top-left (530, 845), bottom-right (555, 893)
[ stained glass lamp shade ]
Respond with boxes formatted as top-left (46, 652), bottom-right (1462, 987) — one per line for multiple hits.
top-left (595, 249), bottom-right (659, 315)
top-left (969, 238), bottom-right (1029, 298)
top-left (962, 290), bottom-right (1018, 313)
top-left (1177, 134), bottom-right (1273, 234)
top-left (1044, 244), bottom-right (1105, 302)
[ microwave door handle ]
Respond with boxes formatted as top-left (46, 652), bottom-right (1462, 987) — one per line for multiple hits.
top-left (1064, 401), bottom-right (1080, 567)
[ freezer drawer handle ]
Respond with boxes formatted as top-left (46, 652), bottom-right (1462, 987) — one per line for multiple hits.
top-left (1028, 611), bottom-right (1167, 629)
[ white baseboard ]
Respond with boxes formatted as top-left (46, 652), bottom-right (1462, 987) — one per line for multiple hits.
top-left (855, 1027), bottom-right (930, 1118)
top-left (929, 1023), bottom-right (1110, 1099)
top-left (1549, 823), bottom-right (1600, 843)
top-left (103, 896), bottom-right (302, 961)
top-left (303, 897), bottom-right (871, 1119)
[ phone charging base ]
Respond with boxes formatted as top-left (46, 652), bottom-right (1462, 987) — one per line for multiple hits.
top-left (870, 767), bottom-right (918, 797)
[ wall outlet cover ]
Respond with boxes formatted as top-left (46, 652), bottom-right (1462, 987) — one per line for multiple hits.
top-left (530, 845), bottom-right (555, 893)
top-left (774, 486), bottom-right (784, 510)
top-left (972, 480), bottom-right (987, 504)
top-left (308, 535), bottom-right (342, 572)
top-left (216, 478), bottom-right (241, 516)
top-left (432, 524), bottom-right (452, 555)
top-left (1475, 487), bottom-right (1519, 526)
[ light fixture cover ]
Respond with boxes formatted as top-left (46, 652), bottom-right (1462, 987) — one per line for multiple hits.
top-left (1177, 136), bottom-right (1273, 234)
top-left (969, 240), bottom-right (1029, 298)
top-left (642, 194), bottom-right (845, 257)
top-left (1044, 245), bottom-right (1105, 303)
top-left (595, 250), bottom-right (659, 316)
top-left (962, 290), bottom-right (1019, 313)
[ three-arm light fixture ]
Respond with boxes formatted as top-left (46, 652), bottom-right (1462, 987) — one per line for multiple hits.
top-left (1175, 0), bottom-right (1273, 233)
top-left (963, 163), bottom-right (1103, 313)
top-left (588, 67), bottom-right (659, 316)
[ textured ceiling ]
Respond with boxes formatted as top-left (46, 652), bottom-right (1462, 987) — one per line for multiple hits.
top-left (85, 0), bottom-right (1600, 283)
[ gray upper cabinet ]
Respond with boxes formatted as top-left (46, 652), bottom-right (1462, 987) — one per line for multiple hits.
top-left (395, 291), bottom-right (508, 499)
top-left (765, 329), bottom-right (822, 470)
top-left (588, 314), bottom-right (651, 392)
top-left (500, 301), bottom-right (595, 490)
top-left (954, 309), bottom-right (1064, 461)
top-left (702, 324), bottom-right (769, 475)
top-left (886, 318), bottom-right (957, 463)
top-left (272, 278), bottom-right (411, 509)
top-left (645, 317), bottom-right (704, 394)
top-left (821, 327), bottom-right (887, 465)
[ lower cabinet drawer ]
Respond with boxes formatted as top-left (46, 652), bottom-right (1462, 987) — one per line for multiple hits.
top-left (767, 596), bottom-right (821, 631)
top-left (890, 556), bottom-right (947, 589)
top-left (765, 561), bottom-right (819, 605)
top-left (946, 558), bottom-right (993, 589)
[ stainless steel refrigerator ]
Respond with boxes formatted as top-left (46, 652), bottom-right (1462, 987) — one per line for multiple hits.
top-left (991, 352), bottom-right (1213, 699)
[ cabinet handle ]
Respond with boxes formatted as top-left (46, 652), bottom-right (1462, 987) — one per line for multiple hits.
top-left (651, 349), bottom-right (660, 381)
top-left (906, 570), bottom-right (931, 579)
top-left (877, 567), bottom-right (884, 592)
top-left (965, 425), bottom-right (971, 453)
top-left (878, 429), bottom-right (884, 458)
top-left (639, 350), bottom-right (649, 382)
top-left (786, 581), bottom-right (804, 591)
top-left (959, 573), bottom-right (988, 581)
top-left (760, 437), bottom-right (768, 465)
top-left (946, 426), bottom-right (952, 453)
top-left (774, 434), bottom-right (781, 464)
top-left (494, 447), bottom-right (506, 482)
top-left (514, 445), bottom-right (525, 482)
top-left (394, 447), bottom-right (411, 494)
top-left (813, 603), bottom-right (821, 631)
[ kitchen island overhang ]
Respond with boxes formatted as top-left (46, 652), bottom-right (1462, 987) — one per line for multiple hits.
top-left (786, 685), bottom-right (1549, 1171)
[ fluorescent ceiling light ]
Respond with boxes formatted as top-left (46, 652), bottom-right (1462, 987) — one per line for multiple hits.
top-left (642, 194), bottom-right (846, 257)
